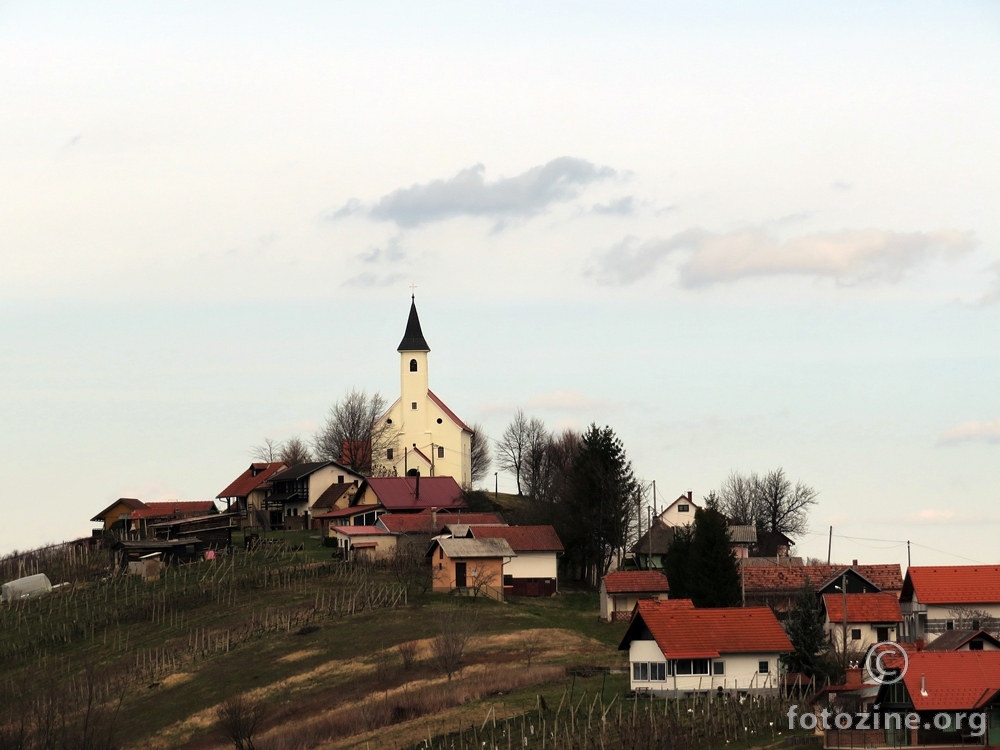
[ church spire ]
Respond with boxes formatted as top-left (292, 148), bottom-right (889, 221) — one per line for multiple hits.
top-left (397, 297), bottom-right (430, 352)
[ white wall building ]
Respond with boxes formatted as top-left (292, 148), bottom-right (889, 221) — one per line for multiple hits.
top-left (899, 565), bottom-right (1000, 643)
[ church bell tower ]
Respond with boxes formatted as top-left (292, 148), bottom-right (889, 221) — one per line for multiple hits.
top-left (397, 296), bottom-right (430, 442)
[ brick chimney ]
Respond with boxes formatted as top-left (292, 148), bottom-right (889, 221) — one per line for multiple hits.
top-left (845, 667), bottom-right (862, 686)
top-left (915, 638), bottom-right (925, 651)
top-left (415, 473), bottom-right (420, 499)
top-left (852, 559), bottom-right (858, 567)
top-left (431, 507), bottom-right (437, 530)
top-left (687, 490), bottom-right (693, 502)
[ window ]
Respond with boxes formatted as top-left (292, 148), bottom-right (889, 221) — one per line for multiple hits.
top-left (674, 659), bottom-right (709, 675)
top-left (970, 639), bottom-right (985, 651)
top-left (650, 663), bottom-right (666, 681)
top-left (437, 446), bottom-right (445, 458)
top-left (436, 417), bottom-right (443, 424)
top-left (678, 504), bottom-right (689, 513)
top-left (946, 620), bottom-right (954, 630)
top-left (386, 418), bottom-right (392, 424)
top-left (758, 661), bottom-right (769, 674)
top-left (386, 449), bottom-right (393, 460)
top-left (411, 402), bottom-right (418, 410)
top-left (410, 359), bottom-right (418, 372)
top-left (338, 475), bottom-right (345, 483)
top-left (877, 627), bottom-right (889, 642)
top-left (973, 619), bottom-right (981, 630)
top-left (503, 575), bottom-right (513, 586)
top-left (713, 661), bottom-right (725, 675)
top-left (633, 663), bottom-right (649, 681)
top-left (439, 547), bottom-right (443, 560)
top-left (851, 629), bottom-right (862, 641)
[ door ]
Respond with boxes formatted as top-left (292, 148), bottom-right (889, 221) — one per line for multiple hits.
top-left (455, 562), bottom-right (467, 588)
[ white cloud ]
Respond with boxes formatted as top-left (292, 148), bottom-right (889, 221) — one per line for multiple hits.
top-left (480, 390), bottom-right (611, 415)
top-left (938, 417), bottom-right (1000, 446)
top-left (591, 227), bottom-right (975, 287)
top-left (332, 157), bottom-right (616, 228)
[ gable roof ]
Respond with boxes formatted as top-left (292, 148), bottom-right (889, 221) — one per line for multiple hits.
top-left (361, 476), bottom-right (467, 512)
top-left (131, 501), bottom-right (218, 520)
top-left (397, 298), bottom-right (430, 352)
top-left (428, 537), bottom-right (515, 559)
top-left (727, 525), bottom-right (758, 544)
top-left (270, 461), bottom-right (335, 483)
top-left (313, 483), bottom-right (354, 510)
top-left (216, 462), bottom-right (286, 499)
top-left (379, 512), bottom-right (503, 534)
top-left (468, 525), bottom-right (564, 552)
top-left (631, 520), bottom-right (677, 556)
top-left (329, 525), bottom-right (391, 537)
top-left (925, 629), bottom-right (1000, 652)
top-left (603, 570), bottom-right (671, 595)
top-left (821, 593), bottom-right (903, 624)
top-left (659, 494), bottom-right (700, 518)
top-left (741, 563), bottom-right (903, 594)
top-left (91, 497), bottom-right (147, 522)
top-left (620, 601), bottom-right (792, 657)
top-left (901, 565), bottom-right (1000, 605)
top-left (427, 390), bottom-right (471, 432)
top-left (892, 651), bottom-right (1000, 711)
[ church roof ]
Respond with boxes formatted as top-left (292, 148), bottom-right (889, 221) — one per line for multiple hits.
top-left (397, 298), bottom-right (430, 352)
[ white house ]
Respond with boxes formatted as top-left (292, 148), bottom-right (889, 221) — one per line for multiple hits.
top-left (899, 565), bottom-right (1000, 643)
top-left (821, 592), bottom-right (903, 649)
top-left (657, 492), bottom-right (698, 527)
top-left (376, 298), bottom-right (473, 487)
top-left (465, 525), bottom-right (563, 597)
top-left (600, 570), bottom-right (671, 622)
top-left (619, 601), bottom-right (792, 695)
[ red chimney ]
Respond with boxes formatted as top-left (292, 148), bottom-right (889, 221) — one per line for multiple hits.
top-left (415, 473), bottom-right (420, 499)
top-left (915, 639), bottom-right (925, 651)
top-left (687, 491), bottom-right (693, 502)
top-left (852, 559), bottom-right (858, 567)
top-left (845, 667), bottom-right (862, 687)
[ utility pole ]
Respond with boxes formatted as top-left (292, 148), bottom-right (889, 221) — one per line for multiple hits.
top-left (652, 480), bottom-right (657, 516)
top-left (842, 572), bottom-right (849, 675)
top-left (907, 540), bottom-right (911, 568)
top-left (494, 472), bottom-right (498, 503)
top-left (827, 526), bottom-right (833, 565)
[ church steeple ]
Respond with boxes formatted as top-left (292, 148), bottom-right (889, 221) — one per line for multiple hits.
top-left (397, 297), bottom-right (430, 352)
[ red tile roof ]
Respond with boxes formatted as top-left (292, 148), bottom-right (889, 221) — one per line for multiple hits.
top-left (330, 525), bottom-right (390, 536)
top-left (821, 593), bottom-right (903, 624)
top-left (623, 601), bottom-right (793, 658)
top-left (379, 512), bottom-right (503, 534)
top-left (898, 651), bottom-right (1000, 711)
top-left (216, 462), bottom-right (286, 499)
top-left (131, 502), bottom-right (218, 520)
top-left (741, 563), bottom-right (903, 593)
top-left (314, 505), bottom-right (378, 519)
top-left (427, 390), bottom-right (471, 432)
top-left (469, 525), bottom-right (564, 552)
top-left (902, 565), bottom-right (1000, 605)
top-left (364, 476), bottom-right (467, 511)
top-left (603, 570), bottom-right (671, 594)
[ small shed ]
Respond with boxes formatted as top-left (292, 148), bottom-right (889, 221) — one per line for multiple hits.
top-left (1, 573), bottom-right (53, 603)
top-left (426, 537), bottom-right (515, 602)
top-left (329, 525), bottom-right (396, 560)
top-left (600, 570), bottom-right (671, 622)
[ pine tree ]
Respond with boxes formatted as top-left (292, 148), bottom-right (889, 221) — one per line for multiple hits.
top-left (662, 526), bottom-right (693, 600)
top-left (784, 578), bottom-right (827, 677)
top-left (690, 507), bottom-right (742, 607)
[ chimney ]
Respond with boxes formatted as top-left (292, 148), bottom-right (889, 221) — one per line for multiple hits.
top-left (687, 490), bottom-right (693, 502)
top-left (852, 559), bottom-right (858, 567)
top-left (845, 667), bottom-right (862, 687)
top-left (915, 638), bottom-right (925, 651)
top-left (431, 507), bottom-right (437, 530)
top-left (415, 473), bottom-right (420, 499)
top-left (920, 674), bottom-right (928, 697)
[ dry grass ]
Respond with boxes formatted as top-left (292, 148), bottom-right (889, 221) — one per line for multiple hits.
top-left (278, 650), bottom-right (321, 664)
top-left (256, 664), bottom-right (564, 750)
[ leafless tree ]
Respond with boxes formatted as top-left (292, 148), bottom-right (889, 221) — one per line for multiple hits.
top-left (522, 417), bottom-right (552, 501)
top-left (495, 409), bottom-right (531, 495)
top-left (716, 470), bottom-right (758, 526)
top-left (523, 630), bottom-right (543, 669)
top-left (468, 564), bottom-right (500, 600)
top-left (217, 694), bottom-right (266, 750)
top-left (469, 422), bottom-right (492, 485)
top-left (250, 438), bottom-right (282, 463)
top-left (712, 468), bottom-right (818, 538)
top-left (397, 640), bottom-right (419, 671)
top-left (387, 543), bottom-right (432, 597)
top-left (313, 388), bottom-right (399, 475)
top-left (431, 608), bottom-right (477, 681)
top-left (278, 436), bottom-right (313, 467)
top-left (948, 607), bottom-right (1000, 637)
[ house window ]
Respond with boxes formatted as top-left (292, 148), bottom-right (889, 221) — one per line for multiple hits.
top-left (411, 402), bottom-right (418, 410)
top-left (633, 663), bottom-right (649, 681)
top-left (678, 504), bottom-right (689, 513)
top-left (503, 575), bottom-right (513, 586)
top-left (436, 418), bottom-right (442, 424)
top-left (713, 661), bottom-right (725, 675)
top-left (410, 359), bottom-right (418, 372)
top-left (851, 629), bottom-right (862, 641)
top-left (650, 663), bottom-right (666, 681)
top-left (338, 475), bottom-right (344, 483)
top-left (970, 639), bottom-right (985, 651)
top-left (973, 619), bottom-right (981, 630)
top-left (439, 547), bottom-right (443, 560)
top-left (674, 659), bottom-right (709, 676)
top-left (437, 446), bottom-right (445, 458)
top-left (386, 449), bottom-right (393, 460)
top-left (877, 627), bottom-right (889, 642)
top-left (758, 661), bottom-right (769, 674)
top-left (946, 620), bottom-right (954, 631)
top-left (386, 418), bottom-right (392, 424)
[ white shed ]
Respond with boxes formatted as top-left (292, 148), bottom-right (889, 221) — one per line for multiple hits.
top-left (1, 573), bottom-right (53, 603)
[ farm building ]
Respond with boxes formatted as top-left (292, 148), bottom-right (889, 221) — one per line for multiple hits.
top-left (329, 525), bottom-right (395, 560)
top-left (600, 570), bottom-right (671, 622)
top-left (461, 525), bottom-right (563, 597)
top-left (426, 537), bottom-right (514, 602)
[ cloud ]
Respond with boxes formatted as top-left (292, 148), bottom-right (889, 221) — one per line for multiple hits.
top-left (480, 390), bottom-right (612, 415)
top-left (973, 261), bottom-right (1000, 306)
top-left (334, 157), bottom-right (615, 228)
top-left (938, 417), bottom-right (1000, 446)
top-left (590, 227), bottom-right (975, 287)
top-left (591, 196), bottom-right (634, 216)
top-left (358, 236), bottom-right (405, 264)
top-left (342, 271), bottom-right (406, 288)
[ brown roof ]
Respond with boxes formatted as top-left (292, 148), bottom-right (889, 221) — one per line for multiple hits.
top-left (469, 525), bottom-right (564, 552)
top-left (741, 563), bottom-right (903, 594)
top-left (313, 483), bottom-right (354, 510)
top-left (379, 512), bottom-right (504, 534)
top-left (361, 476), bottom-right (467, 512)
top-left (632, 520), bottom-right (677, 556)
top-left (216, 462), bottom-right (286, 499)
top-left (131, 501), bottom-right (218, 520)
top-left (925, 629), bottom-right (1000, 651)
top-left (603, 570), bottom-right (671, 594)
top-left (90, 497), bottom-right (148, 522)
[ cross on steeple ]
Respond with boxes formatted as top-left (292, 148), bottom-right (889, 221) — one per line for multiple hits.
top-left (409, 283), bottom-right (417, 300)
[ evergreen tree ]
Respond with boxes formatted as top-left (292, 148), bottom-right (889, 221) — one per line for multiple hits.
top-left (690, 507), bottom-right (742, 607)
top-left (662, 525), bottom-right (693, 600)
top-left (783, 578), bottom-right (827, 677)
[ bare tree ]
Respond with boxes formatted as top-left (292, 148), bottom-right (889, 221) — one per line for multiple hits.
top-left (431, 608), bottom-right (477, 681)
top-left (279, 436), bottom-right (313, 467)
top-left (948, 607), bottom-right (1000, 637)
top-left (716, 470), bottom-right (758, 527)
top-left (495, 409), bottom-right (531, 495)
top-left (217, 694), bottom-right (266, 750)
top-left (469, 422), bottom-right (492, 485)
top-left (754, 468), bottom-right (818, 537)
top-left (522, 417), bottom-right (552, 501)
top-left (314, 388), bottom-right (399, 475)
top-left (250, 438), bottom-right (281, 462)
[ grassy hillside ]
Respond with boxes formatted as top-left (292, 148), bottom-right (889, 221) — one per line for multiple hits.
top-left (0, 533), bottom-right (806, 750)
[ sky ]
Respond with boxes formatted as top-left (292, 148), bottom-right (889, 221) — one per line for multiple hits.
top-left (1, 2), bottom-right (998, 568)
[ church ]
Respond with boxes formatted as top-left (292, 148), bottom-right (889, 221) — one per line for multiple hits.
top-left (376, 298), bottom-right (473, 487)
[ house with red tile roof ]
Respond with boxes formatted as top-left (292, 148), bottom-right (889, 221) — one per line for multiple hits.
top-left (821, 592), bottom-right (903, 649)
top-left (466, 525), bottom-right (563, 597)
top-left (375, 299), bottom-right (473, 487)
top-left (899, 565), bottom-right (1000, 644)
top-left (216, 462), bottom-right (286, 520)
top-left (329, 525), bottom-right (395, 560)
top-left (740, 561), bottom-right (903, 616)
top-left (321, 475), bottom-right (468, 528)
top-left (619, 600), bottom-right (792, 695)
top-left (600, 570), bottom-right (672, 622)
top-left (262, 461), bottom-right (364, 530)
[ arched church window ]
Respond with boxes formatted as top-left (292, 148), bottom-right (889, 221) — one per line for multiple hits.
top-left (409, 359), bottom-right (418, 372)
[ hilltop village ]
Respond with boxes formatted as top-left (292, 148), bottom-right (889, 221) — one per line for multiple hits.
top-left (3, 301), bottom-right (1000, 750)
